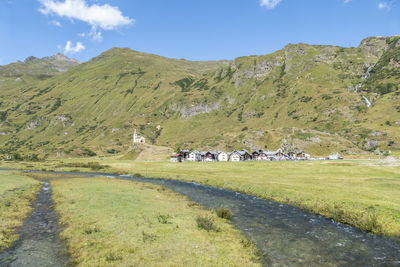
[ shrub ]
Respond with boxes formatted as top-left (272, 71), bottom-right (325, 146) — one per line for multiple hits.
top-left (106, 149), bottom-right (119, 155)
top-left (196, 215), bottom-right (219, 232)
top-left (55, 162), bottom-right (109, 171)
top-left (84, 226), bottom-right (100, 234)
top-left (359, 209), bottom-right (382, 233)
top-left (82, 148), bottom-right (97, 157)
top-left (142, 231), bottom-right (157, 243)
top-left (105, 252), bottom-right (123, 262)
top-left (240, 236), bottom-right (254, 248)
top-left (188, 202), bottom-right (201, 208)
top-left (157, 214), bottom-right (172, 224)
top-left (216, 208), bottom-right (233, 220)
top-left (374, 83), bottom-right (397, 95)
top-left (24, 154), bottom-right (40, 161)
top-left (86, 162), bottom-right (104, 170)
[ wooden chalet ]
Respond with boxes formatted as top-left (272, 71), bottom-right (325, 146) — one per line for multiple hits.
top-left (170, 153), bottom-right (184, 163)
top-left (252, 150), bottom-right (268, 161)
top-left (296, 151), bottom-right (306, 160)
top-left (229, 150), bottom-right (252, 161)
top-left (180, 150), bottom-right (191, 160)
top-left (204, 151), bottom-right (218, 162)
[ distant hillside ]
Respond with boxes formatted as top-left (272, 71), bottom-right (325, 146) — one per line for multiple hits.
top-left (0, 37), bottom-right (399, 159)
top-left (0, 53), bottom-right (80, 78)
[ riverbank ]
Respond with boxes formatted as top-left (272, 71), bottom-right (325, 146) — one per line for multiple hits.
top-left (1, 159), bottom-right (400, 238)
top-left (0, 172), bottom-right (41, 251)
top-left (49, 176), bottom-right (260, 266)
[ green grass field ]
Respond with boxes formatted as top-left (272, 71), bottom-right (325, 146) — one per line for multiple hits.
top-left (1, 158), bottom-right (399, 238)
top-left (0, 172), bottom-right (41, 250)
top-left (51, 177), bottom-right (260, 266)
top-left (88, 159), bottom-right (400, 238)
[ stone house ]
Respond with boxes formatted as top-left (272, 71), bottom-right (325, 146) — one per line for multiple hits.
top-left (217, 151), bottom-right (229, 161)
top-left (229, 151), bottom-right (242, 162)
top-left (188, 151), bottom-right (201, 161)
top-left (229, 150), bottom-right (252, 161)
top-left (252, 150), bottom-right (268, 161)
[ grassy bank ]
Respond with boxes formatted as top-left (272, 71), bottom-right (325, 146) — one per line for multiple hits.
top-left (2, 159), bottom-right (400, 238)
top-left (87, 159), bottom-right (400, 238)
top-left (0, 172), bottom-right (41, 250)
top-left (51, 177), bottom-right (260, 266)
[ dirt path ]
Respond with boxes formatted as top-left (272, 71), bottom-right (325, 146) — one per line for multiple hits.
top-left (0, 182), bottom-right (69, 267)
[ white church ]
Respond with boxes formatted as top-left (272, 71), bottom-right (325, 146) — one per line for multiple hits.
top-left (133, 129), bottom-right (145, 144)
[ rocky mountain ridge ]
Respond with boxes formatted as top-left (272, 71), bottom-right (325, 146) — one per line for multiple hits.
top-left (0, 36), bottom-right (399, 158)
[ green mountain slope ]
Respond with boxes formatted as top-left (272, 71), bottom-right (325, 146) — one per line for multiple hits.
top-left (0, 37), bottom-right (399, 158)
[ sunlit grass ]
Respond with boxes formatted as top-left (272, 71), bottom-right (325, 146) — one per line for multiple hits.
top-left (51, 177), bottom-right (260, 266)
top-left (2, 158), bottom-right (400, 238)
top-left (96, 159), bottom-right (400, 238)
top-left (0, 172), bottom-right (41, 250)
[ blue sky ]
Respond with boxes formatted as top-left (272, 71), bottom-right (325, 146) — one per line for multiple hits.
top-left (0, 0), bottom-right (399, 64)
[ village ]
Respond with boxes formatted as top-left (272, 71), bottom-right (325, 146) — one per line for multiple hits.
top-left (132, 129), bottom-right (343, 163)
top-left (170, 149), bottom-right (343, 162)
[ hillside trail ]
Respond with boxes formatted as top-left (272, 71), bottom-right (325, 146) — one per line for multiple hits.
top-left (0, 181), bottom-right (69, 267)
top-left (1, 169), bottom-right (400, 266)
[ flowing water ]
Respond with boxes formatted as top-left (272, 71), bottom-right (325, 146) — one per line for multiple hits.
top-left (2, 169), bottom-right (400, 266)
top-left (0, 181), bottom-right (69, 267)
top-left (363, 96), bottom-right (372, 108)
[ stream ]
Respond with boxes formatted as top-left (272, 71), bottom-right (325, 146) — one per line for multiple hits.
top-left (1, 169), bottom-right (400, 266)
top-left (0, 181), bottom-right (69, 267)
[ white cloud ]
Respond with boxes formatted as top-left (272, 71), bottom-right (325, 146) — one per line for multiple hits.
top-left (89, 26), bottom-right (103, 42)
top-left (260, 0), bottom-right (282, 9)
top-left (49, 20), bottom-right (62, 27)
top-left (63, 40), bottom-right (85, 54)
top-left (378, 2), bottom-right (390, 10)
top-left (38, 0), bottom-right (134, 30)
top-left (259, 0), bottom-right (358, 9)
top-left (77, 26), bottom-right (102, 42)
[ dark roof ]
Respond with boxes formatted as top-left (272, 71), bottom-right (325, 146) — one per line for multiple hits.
top-left (237, 150), bottom-right (250, 156)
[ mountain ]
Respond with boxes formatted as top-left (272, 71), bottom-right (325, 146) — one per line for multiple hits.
top-left (0, 37), bottom-right (399, 158)
top-left (0, 53), bottom-right (80, 79)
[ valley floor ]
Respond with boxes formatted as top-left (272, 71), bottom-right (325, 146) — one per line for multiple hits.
top-left (50, 176), bottom-right (260, 266)
top-left (103, 159), bottom-right (400, 238)
top-left (0, 172), bottom-right (260, 266)
top-left (1, 158), bottom-right (400, 239)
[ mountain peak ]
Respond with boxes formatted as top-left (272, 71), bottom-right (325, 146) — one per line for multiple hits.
top-left (43, 53), bottom-right (80, 64)
top-left (24, 56), bottom-right (39, 63)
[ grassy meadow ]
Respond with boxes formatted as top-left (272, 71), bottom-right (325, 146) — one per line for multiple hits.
top-left (0, 172), bottom-right (41, 250)
top-left (51, 177), bottom-right (260, 266)
top-left (70, 159), bottom-right (400, 238)
top-left (1, 158), bottom-right (400, 238)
